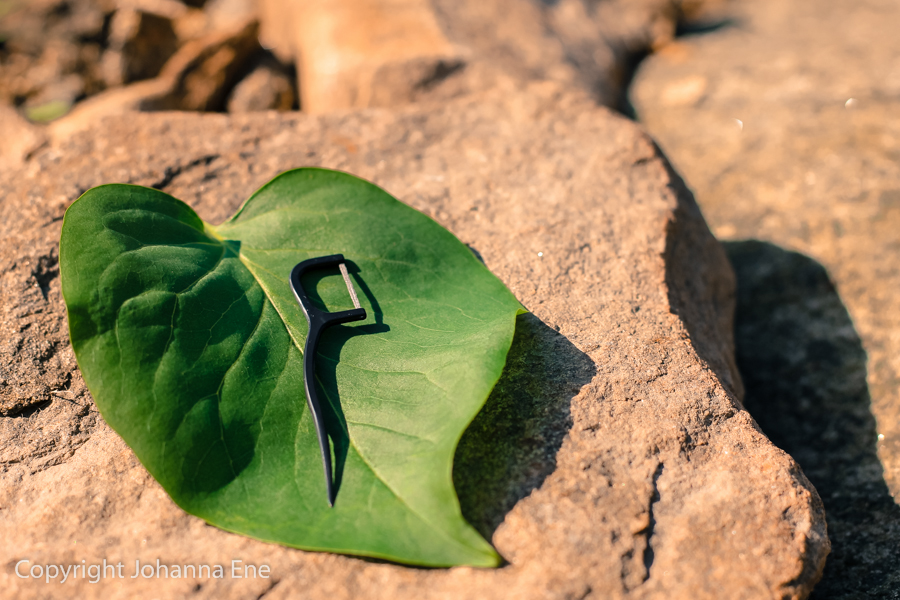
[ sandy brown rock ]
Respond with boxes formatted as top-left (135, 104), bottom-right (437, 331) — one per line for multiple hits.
top-left (631, 0), bottom-right (900, 594)
top-left (226, 55), bottom-right (295, 113)
top-left (259, 0), bottom-right (462, 112)
top-left (160, 17), bottom-right (259, 111)
top-left (0, 105), bottom-right (47, 170)
top-left (251, 0), bottom-right (721, 115)
top-left (1, 85), bottom-right (827, 598)
top-left (203, 0), bottom-right (256, 32)
top-left (429, 0), bottom-right (720, 112)
top-left (101, 9), bottom-right (179, 86)
top-left (116, 0), bottom-right (192, 20)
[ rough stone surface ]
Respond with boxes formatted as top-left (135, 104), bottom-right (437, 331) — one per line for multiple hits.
top-left (631, 0), bottom-right (900, 594)
top-left (1, 85), bottom-right (827, 598)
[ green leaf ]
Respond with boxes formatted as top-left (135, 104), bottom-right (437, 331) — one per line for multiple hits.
top-left (60, 168), bottom-right (524, 567)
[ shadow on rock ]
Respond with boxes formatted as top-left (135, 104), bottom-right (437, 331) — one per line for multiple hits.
top-left (725, 240), bottom-right (900, 597)
top-left (453, 312), bottom-right (596, 541)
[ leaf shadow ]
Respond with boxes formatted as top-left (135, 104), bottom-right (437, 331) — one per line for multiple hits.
top-left (297, 259), bottom-right (597, 526)
top-left (173, 253), bottom-right (269, 496)
top-left (452, 312), bottom-right (596, 542)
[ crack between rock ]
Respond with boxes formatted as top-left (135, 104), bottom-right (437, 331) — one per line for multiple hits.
top-left (641, 461), bottom-right (664, 582)
top-left (414, 59), bottom-right (465, 91)
top-left (256, 578), bottom-right (280, 599)
top-left (26, 249), bottom-right (60, 302)
top-left (149, 154), bottom-right (220, 191)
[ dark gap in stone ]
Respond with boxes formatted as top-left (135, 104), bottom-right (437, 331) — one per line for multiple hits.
top-left (725, 240), bottom-right (900, 597)
top-left (641, 462), bottom-right (664, 577)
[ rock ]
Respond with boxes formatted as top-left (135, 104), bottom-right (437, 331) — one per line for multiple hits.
top-left (45, 77), bottom-right (174, 139)
top-left (115, 0), bottom-right (191, 21)
top-left (158, 16), bottom-right (260, 111)
top-left (101, 9), bottom-right (180, 86)
top-left (203, 0), bottom-right (256, 32)
top-left (1, 0), bottom-right (722, 130)
top-left (258, 0), bottom-right (462, 112)
top-left (537, 0), bottom-right (703, 110)
top-left (423, 0), bottom-right (719, 112)
top-left (111, 0), bottom-right (208, 42)
top-left (48, 18), bottom-right (260, 138)
top-left (0, 165), bottom-right (72, 415)
top-left (0, 0), bottom-right (111, 107)
top-left (253, 0), bottom-right (719, 114)
top-left (631, 0), bottom-right (900, 593)
top-left (226, 54), bottom-right (295, 112)
top-left (115, 0), bottom-right (252, 41)
top-left (171, 7), bottom-right (210, 42)
top-left (0, 105), bottom-right (47, 170)
top-left (1, 84), bottom-right (827, 598)
top-left (0, 0), bottom-right (110, 58)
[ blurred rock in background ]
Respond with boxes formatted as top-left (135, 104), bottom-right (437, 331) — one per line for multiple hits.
top-left (0, 0), bottom-right (296, 129)
top-left (258, 0), bottom-right (463, 112)
top-left (0, 0), bottom-right (715, 129)
top-left (0, 103), bottom-right (47, 168)
top-left (101, 8), bottom-right (179, 86)
top-left (0, 0), bottom-right (112, 121)
top-left (46, 16), bottom-right (265, 137)
top-left (226, 53), bottom-right (294, 112)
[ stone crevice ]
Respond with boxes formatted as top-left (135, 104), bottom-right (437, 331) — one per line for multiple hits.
top-left (641, 461), bottom-right (664, 581)
top-left (255, 577), bottom-right (281, 599)
top-left (30, 250), bottom-right (59, 302)
top-left (149, 153), bottom-right (220, 192)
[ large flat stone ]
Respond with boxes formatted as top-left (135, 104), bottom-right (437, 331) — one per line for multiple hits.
top-left (1, 85), bottom-right (827, 598)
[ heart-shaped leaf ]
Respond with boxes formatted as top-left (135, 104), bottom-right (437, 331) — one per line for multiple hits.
top-left (60, 168), bottom-right (524, 567)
